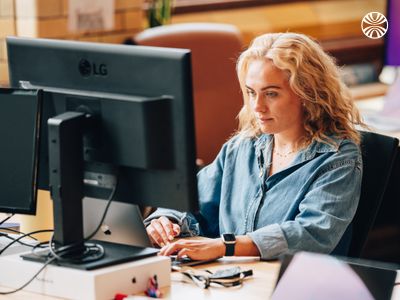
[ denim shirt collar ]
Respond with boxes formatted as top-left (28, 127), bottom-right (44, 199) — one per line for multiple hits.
top-left (254, 134), bottom-right (270, 159)
top-left (254, 134), bottom-right (343, 165)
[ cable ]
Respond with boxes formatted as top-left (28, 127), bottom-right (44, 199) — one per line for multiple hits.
top-left (0, 229), bottom-right (54, 256)
top-left (48, 236), bottom-right (105, 263)
top-left (0, 256), bottom-right (56, 295)
top-left (31, 240), bottom-right (50, 256)
top-left (0, 230), bottom-right (54, 295)
top-left (0, 228), bottom-right (38, 240)
top-left (0, 177), bottom-right (118, 295)
top-left (46, 177), bottom-right (118, 264)
top-left (0, 233), bottom-right (42, 248)
top-left (0, 213), bottom-right (14, 227)
top-left (84, 178), bottom-right (119, 241)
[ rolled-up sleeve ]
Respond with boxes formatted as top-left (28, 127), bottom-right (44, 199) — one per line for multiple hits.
top-left (247, 224), bottom-right (289, 258)
top-left (143, 208), bottom-right (201, 237)
top-left (144, 141), bottom-right (229, 238)
top-left (248, 157), bottom-right (362, 260)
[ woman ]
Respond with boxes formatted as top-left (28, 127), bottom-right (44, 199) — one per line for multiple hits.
top-left (145, 32), bottom-right (364, 261)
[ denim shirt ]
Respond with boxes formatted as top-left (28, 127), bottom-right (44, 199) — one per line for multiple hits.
top-left (145, 134), bottom-right (362, 260)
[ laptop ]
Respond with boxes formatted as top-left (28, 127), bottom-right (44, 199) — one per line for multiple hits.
top-left (82, 198), bottom-right (217, 269)
top-left (82, 197), bottom-right (152, 248)
top-left (272, 252), bottom-right (398, 300)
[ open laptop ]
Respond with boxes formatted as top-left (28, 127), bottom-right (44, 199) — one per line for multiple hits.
top-left (83, 198), bottom-right (216, 269)
top-left (82, 197), bottom-right (152, 248)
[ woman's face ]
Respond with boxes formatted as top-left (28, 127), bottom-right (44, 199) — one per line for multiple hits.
top-left (245, 59), bottom-right (304, 135)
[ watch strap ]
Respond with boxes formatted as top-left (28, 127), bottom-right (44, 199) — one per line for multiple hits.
top-left (225, 242), bottom-right (235, 256)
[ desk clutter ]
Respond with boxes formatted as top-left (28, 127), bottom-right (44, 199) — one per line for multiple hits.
top-left (0, 233), bottom-right (38, 256)
top-left (174, 266), bottom-right (253, 289)
top-left (114, 275), bottom-right (162, 299)
top-left (0, 219), bottom-right (39, 256)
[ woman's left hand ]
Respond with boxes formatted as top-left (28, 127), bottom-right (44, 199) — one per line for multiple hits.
top-left (159, 238), bottom-right (225, 260)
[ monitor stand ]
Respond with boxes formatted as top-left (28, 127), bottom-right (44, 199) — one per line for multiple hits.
top-left (23, 112), bottom-right (158, 269)
top-left (21, 240), bottom-right (159, 270)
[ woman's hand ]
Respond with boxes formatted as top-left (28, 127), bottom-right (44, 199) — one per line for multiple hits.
top-left (146, 216), bottom-right (181, 247)
top-left (159, 238), bottom-right (225, 261)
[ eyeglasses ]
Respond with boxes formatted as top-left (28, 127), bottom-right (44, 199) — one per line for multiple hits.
top-left (178, 266), bottom-right (253, 289)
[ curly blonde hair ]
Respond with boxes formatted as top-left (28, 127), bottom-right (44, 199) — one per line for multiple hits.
top-left (236, 32), bottom-right (364, 144)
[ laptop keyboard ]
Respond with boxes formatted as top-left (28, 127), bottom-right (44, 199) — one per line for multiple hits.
top-left (170, 256), bottom-right (216, 270)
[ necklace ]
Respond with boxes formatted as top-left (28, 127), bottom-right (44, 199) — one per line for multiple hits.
top-left (272, 136), bottom-right (309, 159)
top-left (273, 148), bottom-right (297, 158)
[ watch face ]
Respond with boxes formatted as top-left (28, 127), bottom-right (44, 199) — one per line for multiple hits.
top-left (223, 233), bottom-right (235, 242)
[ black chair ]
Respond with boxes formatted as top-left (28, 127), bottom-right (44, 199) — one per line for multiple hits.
top-left (347, 131), bottom-right (399, 257)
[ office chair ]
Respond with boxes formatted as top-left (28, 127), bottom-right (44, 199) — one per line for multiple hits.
top-left (346, 131), bottom-right (399, 258)
top-left (132, 23), bottom-right (244, 164)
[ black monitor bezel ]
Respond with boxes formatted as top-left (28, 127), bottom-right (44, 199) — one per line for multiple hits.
top-left (0, 88), bottom-right (42, 215)
top-left (6, 37), bottom-right (199, 213)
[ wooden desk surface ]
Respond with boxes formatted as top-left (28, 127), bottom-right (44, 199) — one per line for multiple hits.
top-left (164, 257), bottom-right (280, 300)
top-left (1, 257), bottom-right (398, 299)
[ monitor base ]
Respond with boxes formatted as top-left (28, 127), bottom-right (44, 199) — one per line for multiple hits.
top-left (21, 240), bottom-right (159, 270)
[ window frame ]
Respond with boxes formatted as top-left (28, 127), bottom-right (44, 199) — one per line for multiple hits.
top-left (173, 0), bottom-right (321, 14)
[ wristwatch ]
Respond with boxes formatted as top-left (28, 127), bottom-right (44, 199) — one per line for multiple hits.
top-left (221, 233), bottom-right (236, 256)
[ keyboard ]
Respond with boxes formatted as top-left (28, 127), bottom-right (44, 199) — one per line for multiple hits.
top-left (170, 256), bottom-right (216, 270)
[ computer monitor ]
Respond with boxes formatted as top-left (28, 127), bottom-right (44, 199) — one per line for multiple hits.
top-left (6, 37), bottom-right (199, 268)
top-left (0, 88), bottom-right (41, 215)
top-left (385, 0), bottom-right (399, 66)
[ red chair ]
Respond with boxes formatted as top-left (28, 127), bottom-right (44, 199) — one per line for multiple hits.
top-left (133, 23), bottom-right (244, 164)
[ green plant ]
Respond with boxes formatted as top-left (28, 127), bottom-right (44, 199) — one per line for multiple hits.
top-left (147, 0), bottom-right (173, 27)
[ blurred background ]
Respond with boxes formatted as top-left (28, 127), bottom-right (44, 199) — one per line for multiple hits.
top-left (0, 0), bottom-right (387, 86)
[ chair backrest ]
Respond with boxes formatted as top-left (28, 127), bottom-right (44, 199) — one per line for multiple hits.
top-left (347, 131), bottom-right (399, 257)
top-left (133, 23), bottom-right (244, 164)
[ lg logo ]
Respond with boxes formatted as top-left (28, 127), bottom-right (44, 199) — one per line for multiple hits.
top-left (78, 59), bottom-right (108, 77)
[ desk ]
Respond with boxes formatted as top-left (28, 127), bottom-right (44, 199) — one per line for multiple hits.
top-left (164, 259), bottom-right (399, 300)
top-left (0, 257), bottom-right (399, 300)
top-left (165, 258), bottom-right (280, 299)
top-left (0, 257), bottom-right (281, 300)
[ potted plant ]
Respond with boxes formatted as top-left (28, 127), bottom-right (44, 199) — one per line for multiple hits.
top-left (147, 0), bottom-right (173, 27)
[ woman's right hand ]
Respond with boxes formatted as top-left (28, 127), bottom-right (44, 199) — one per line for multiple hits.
top-left (146, 216), bottom-right (181, 247)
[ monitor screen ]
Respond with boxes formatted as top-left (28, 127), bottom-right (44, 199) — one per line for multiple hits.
top-left (6, 37), bottom-right (199, 264)
top-left (385, 0), bottom-right (400, 66)
top-left (0, 89), bottom-right (41, 214)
